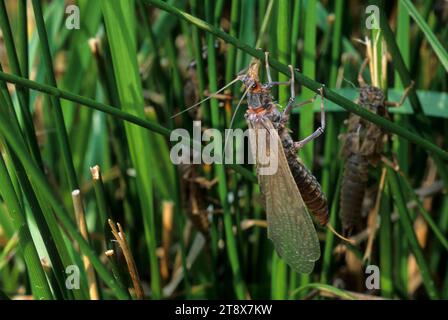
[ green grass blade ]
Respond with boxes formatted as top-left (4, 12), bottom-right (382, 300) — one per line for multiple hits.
top-left (144, 0), bottom-right (448, 161)
top-left (0, 69), bottom-right (256, 182)
top-left (224, 0), bottom-right (241, 126)
top-left (299, 0), bottom-right (317, 169)
top-left (101, 0), bottom-right (161, 298)
top-left (0, 202), bottom-right (14, 238)
top-left (271, 252), bottom-right (287, 299)
top-left (189, 0), bottom-right (209, 121)
top-left (255, 0), bottom-right (274, 49)
top-left (430, 198), bottom-right (448, 271)
top-left (320, 168), bottom-right (342, 284)
top-left (328, 0), bottom-right (343, 87)
top-left (379, 182), bottom-right (393, 298)
top-left (17, 0), bottom-right (28, 99)
top-left (224, 0), bottom-right (240, 106)
top-left (0, 0), bottom-right (42, 166)
top-left (387, 168), bottom-right (439, 300)
top-left (90, 166), bottom-right (109, 240)
top-left (290, 283), bottom-right (356, 300)
top-left (394, 0), bottom-right (411, 175)
top-left (31, 0), bottom-right (79, 190)
top-left (401, 0), bottom-right (448, 72)
top-left (296, 0), bottom-right (315, 292)
top-left (289, 0), bottom-right (301, 69)
top-left (377, 1), bottom-right (448, 189)
top-left (307, 88), bottom-right (448, 118)
top-left (0, 152), bottom-right (53, 299)
top-left (0, 117), bottom-right (130, 300)
top-left (396, 170), bottom-right (448, 252)
top-left (205, 0), bottom-right (246, 299)
top-left (0, 74), bottom-right (76, 299)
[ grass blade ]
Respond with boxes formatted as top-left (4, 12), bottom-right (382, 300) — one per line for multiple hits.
top-left (290, 283), bottom-right (356, 300)
top-left (0, 152), bottom-right (53, 299)
top-left (101, 0), bottom-right (162, 298)
top-left (0, 0), bottom-right (42, 166)
top-left (401, 0), bottom-right (448, 72)
top-left (144, 0), bottom-right (448, 161)
top-left (387, 168), bottom-right (439, 300)
top-left (31, 0), bottom-right (79, 190)
top-left (379, 183), bottom-right (393, 298)
top-left (377, 0), bottom-right (448, 189)
top-left (299, 0), bottom-right (317, 169)
top-left (205, 0), bottom-right (246, 299)
top-left (0, 116), bottom-right (130, 300)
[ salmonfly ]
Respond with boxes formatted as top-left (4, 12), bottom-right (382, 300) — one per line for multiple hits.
top-left (339, 58), bottom-right (414, 234)
top-left (241, 53), bottom-right (327, 273)
top-left (175, 52), bottom-right (347, 273)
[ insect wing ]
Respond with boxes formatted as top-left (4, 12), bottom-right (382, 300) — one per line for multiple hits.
top-left (248, 119), bottom-right (320, 273)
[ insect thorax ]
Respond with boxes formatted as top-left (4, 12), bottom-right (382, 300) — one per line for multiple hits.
top-left (359, 85), bottom-right (386, 114)
top-left (247, 90), bottom-right (274, 109)
top-left (246, 89), bottom-right (281, 120)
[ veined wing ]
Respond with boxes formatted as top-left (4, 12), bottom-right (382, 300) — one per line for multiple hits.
top-left (248, 118), bottom-right (320, 274)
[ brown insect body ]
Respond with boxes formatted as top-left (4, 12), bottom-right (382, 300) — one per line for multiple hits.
top-left (340, 85), bottom-right (386, 233)
top-left (285, 151), bottom-right (329, 226)
top-left (243, 62), bottom-right (329, 227)
top-left (178, 162), bottom-right (211, 238)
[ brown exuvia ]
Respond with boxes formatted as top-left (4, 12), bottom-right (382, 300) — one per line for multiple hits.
top-left (339, 58), bottom-right (414, 234)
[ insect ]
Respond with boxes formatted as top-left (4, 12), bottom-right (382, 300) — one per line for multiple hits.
top-left (178, 162), bottom-right (212, 239)
top-left (175, 52), bottom-right (343, 273)
top-left (339, 58), bottom-right (414, 234)
top-left (239, 53), bottom-right (328, 273)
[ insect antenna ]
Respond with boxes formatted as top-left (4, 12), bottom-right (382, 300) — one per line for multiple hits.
top-left (223, 86), bottom-right (250, 155)
top-left (171, 76), bottom-right (241, 119)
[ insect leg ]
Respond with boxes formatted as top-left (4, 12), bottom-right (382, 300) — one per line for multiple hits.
top-left (282, 80), bottom-right (322, 125)
top-left (282, 95), bottom-right (317, 119)
top-left (385, 81), bottom-right (415, 107)
top-left (266, 81), bottom-right (291, 86)
top-left (294, 87), bottom-right (326, 150)
top-left (265, 53), bottom-right (296, 88)
top-left (358, 58), bottom-right (369, 87)
top-left (279, 65), bottom-right (297, 121)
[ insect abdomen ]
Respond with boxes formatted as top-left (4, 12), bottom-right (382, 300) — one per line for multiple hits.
top-left (287, 154), bottom-right (329, 226)
top-left (178, 163), bottom-right (211, 239)
top-left (340, 153), bottom-right (369, 232)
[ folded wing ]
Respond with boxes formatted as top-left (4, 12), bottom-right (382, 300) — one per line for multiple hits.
top-left (248, 118), bottom-right (320, 274)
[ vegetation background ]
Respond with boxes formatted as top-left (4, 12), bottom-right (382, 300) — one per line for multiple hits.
top-left (0, 0), bottom-right (447, 300)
